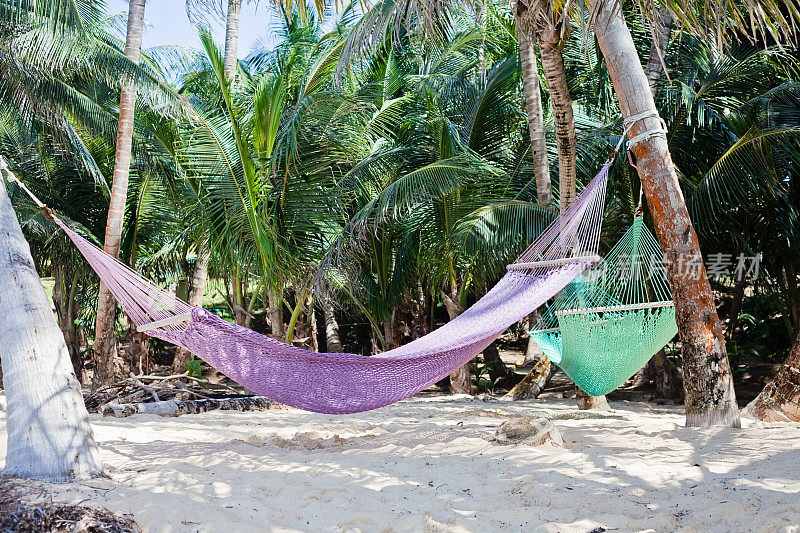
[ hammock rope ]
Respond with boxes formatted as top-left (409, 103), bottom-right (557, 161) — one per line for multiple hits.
top-left (1, 158), bottom-right (611, 414)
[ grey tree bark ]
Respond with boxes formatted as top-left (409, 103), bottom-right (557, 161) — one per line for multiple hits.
top-left (0, 174), bottom-right (102, 481)
top-left (268, 289), bottom-right (284, 339)
top-left (587, 0), bottom-right (739, 427)
top-left (322, 301), bottom-right (344, 352)
top-left (645, 8), bottom-right (673, 93)
top-left (94, 0), bottom-right (147, 384)
top-left (223, 0), bottom-right (243, 82)
top-left (443, 291), bottom-right (472, 393)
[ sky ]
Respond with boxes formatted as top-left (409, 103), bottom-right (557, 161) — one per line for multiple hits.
top-left (107, 0), bottom-right (277, 59)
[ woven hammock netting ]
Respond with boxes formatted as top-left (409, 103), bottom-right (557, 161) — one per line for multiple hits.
top-left (47, 164), bottom-right (612, 414)
top-left (529, 216), bottom-right (679, 396)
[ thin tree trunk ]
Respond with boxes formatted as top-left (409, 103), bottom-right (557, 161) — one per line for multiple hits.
top-left (94, 0), bottom-right (146, 385)
top-left (645, 8), bottom-right (673, 94)
top-left (310, 304), bottom-right (319, 351)
top-left (475, 0), bottom-right (487, 84)
top-left (383, 317), bottom-right (395, 350)
top-left (512, 0), bottom-right (551, 205)
top-left (323, 300), bottom-right (344, 353)
top-left (233, 273), bottom-right (248, 326)
top-left (577, 389), bottom-right (611, 410)
top-left (726, 276), bottom-right (746, 339)
top-left (0, 176), bottom-right (102, 481)
top-left (442, 291), bottom-right (472, 393)
top-left (744, 331), bottom-right (800, 421)
top-left (66, 271), bottom-right (84, 382)
top-left (173, 250), bottom-right (210, 373)
top-left (588, 0), bottom-right (740, 427)
top-left (783, 262), bottom-right (800, 338)
top-left (538, 31), bottom-right (577, 208)
top-left (285, 289), bottom-right (306, 344)
top-left (482, 342), bottom-right (512, 386)
top-left (268, 289), bottom-right (284, 339)
top-left (540, 28), bottom-right (606, 407)
top-left (53, 266), bottom-right (83, 381)
top-left (524, 313), bottom-right (541, 363)
top-left (223, 0), bottom-right (242, 82)
top-left (650, 348), bottom-right (683, 401)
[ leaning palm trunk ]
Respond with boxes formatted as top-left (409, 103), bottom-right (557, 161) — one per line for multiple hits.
top-left (744, 332), bottom-right (800, 421)
top-left (539, 20), bottom-right (602, 408)
top-left (505, 356), bottom-right (554, 399)
top-left (588, 0), bottom-right (739, 427)
top-left (512, 0), bottom-right (551, 205)
top-left (0, 175), bottom-right (102, 481)
top-left (94, 0), bottom-right (147, 384)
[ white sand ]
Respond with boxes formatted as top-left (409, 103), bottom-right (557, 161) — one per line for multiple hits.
top-left (2, 394), bottom-right (800, 532)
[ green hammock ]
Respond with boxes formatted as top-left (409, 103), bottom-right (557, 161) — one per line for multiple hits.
top-left (529, 216), bottom-right (678, 396)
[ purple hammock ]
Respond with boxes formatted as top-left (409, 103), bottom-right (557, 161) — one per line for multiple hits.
top-left (52, 163), bottom-right (609, 414)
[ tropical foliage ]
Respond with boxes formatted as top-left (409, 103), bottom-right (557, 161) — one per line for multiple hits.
top-left (0, 0), bottom-right (798, 401)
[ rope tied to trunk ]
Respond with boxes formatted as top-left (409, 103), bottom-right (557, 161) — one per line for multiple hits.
top-left (0, 156), bottom-right (57, 220)
top-left (624, 109), bottom-right (668, 149)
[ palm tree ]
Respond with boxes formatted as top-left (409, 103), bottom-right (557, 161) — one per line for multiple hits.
top-left (0, 161), bottom-right (102, 481)
top-left (524, 0), bottom-right (577, 206)
top-left (587, 0), bottom-right (740, 427)
top-left (173, 0), bottom-right (244, 372)
top-left (94, 0), bottom-right (148, 384)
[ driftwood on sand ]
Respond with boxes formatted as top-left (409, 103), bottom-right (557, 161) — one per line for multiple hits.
top-left (102, 396), bottom-right (279, 418)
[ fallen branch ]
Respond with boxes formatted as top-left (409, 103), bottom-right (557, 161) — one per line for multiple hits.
top-left (101, 396), bottom-right (280, 418)
top-left (135, 372), bottom-right (241, 394)
top-left (130, 373), bottom-right (160, 402)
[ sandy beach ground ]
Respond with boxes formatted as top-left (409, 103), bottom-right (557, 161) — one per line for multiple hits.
top-left (1, 394), bottom-right (799, 532)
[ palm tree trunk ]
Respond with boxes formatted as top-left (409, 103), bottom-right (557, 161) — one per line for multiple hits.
top-left (538, 31), bottom-right (577, 208)
top-left (540, 29), bottom-right (600, 406)
top-left (475, 0), bottom-right (487, 84)
top-left (223, 0), bottom-right (243, 82)
top-left (322, 300), bottom-right (343, 353)
top-left (505, 356), bottom-right (554, 399)
top-left (744, 331), bottom-right (800, 421)
top-left (268, 289), bottom-right (284, 339)
top-left (442, 291), bottom-right (472, 393)
top-left (645, 8), bottom-right (673, 94)
top-left (588, 0), bottom-right (740, 427)
top-left (726, 277), bottom-right (746, 338)
top-left (0, 177), bottom-right (102, 481)
top-left (173, 250), bottom-right (210, 373)
top-left (512, 0), bottom-right (551, 205)
top-left (233, 273), bottom-right (249, 326)
top-left (173, 0), bottom-right (240, 364)
top-left (286, 287), bottom-right (308, 344)
top-left (94, 0), bottom-right (147, 385)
